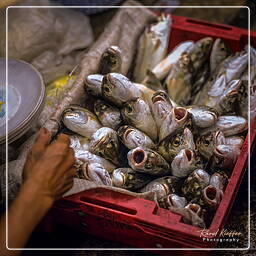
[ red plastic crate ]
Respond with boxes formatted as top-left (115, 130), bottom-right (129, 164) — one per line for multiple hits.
top-left (43, 15), bottom-right (256, 251)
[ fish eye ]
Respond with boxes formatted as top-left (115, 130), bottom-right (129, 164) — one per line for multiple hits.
top-left (104, 85), bottom-right (111, 94)
top-left (204, 139), bottom-right (210, 146)
top-left (126, 105), bottom-right (133, 113)
top-left (173, 137), bottom-right (181, 147)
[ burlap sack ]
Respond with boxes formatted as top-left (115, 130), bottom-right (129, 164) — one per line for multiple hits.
top-left (2, 0), bottom-right (157, 203)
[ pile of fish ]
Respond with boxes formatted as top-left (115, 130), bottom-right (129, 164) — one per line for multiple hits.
top-left (61, 15), bottom-right (254, 228)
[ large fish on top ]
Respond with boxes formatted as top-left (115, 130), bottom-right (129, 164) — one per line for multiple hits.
top-left (134, 14), bottom-right (171, 83)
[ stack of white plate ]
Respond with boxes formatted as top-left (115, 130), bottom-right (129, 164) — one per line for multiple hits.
top-left (0, 58), bottom-right (45, 144)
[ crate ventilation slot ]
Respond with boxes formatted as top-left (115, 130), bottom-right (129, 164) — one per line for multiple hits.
top-left (186, 19), bottom-right (232, 31)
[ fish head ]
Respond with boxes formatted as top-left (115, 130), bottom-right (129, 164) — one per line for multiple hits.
top-left (62, 105), bottom-right (88, 128)
top-left (112, 168), bottom-right (126, 187)
top-left (171, 149), bottom-right (196, 178)
top-left (212, 144), bottom-right (240, 169)
top-left (102, 73), bottom-right (132, 104)
top-left (190, 37), bottom-right (213, 69)
top-left (202, 185), bottom-right (223, 211)
top-left (152, 90), bottom-right (173, 122)
top-left (90, 127), bottom-right (119, 160)
top-left (82, 162), bottom-right (112, 186)
top-left (85, 74), bottom-right (103, 96)
top-left (127, 147), bottom-right (147, 169)
top-left (94, 100), bottom-right (108, 117)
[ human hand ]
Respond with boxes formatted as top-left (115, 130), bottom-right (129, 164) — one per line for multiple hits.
top-left (23, 128), bottom-right (51, 180)
top-left (23, 132), bottom-right (76, 203)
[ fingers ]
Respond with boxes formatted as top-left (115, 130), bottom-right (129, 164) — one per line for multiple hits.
top-left (58, 148), bottom-right (76, 174)
top-left (34, 128), bottom-right (51, 150)
top-left (56, 133), bottom-right (70, 145)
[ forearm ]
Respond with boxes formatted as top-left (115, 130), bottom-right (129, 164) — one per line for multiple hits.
top-left (0, 180), bottom-right (53, 256)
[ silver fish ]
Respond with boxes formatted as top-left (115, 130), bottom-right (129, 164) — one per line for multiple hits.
top-left (201, 115), bottom-right (247, 136)
top-left (194, 51), bottom-right (248, 106)
top-left (142, 69), bottom-right (164, 91)
top-left (102, 73), bottom-right (142, 106)
top-left (196, 130), bottom-right (226, 160)
top-left (84, 74), bottom-right (103, 97)
top-left (81, 162), bottom-right (112, 186)
top-left (209, 171), bottom-right (228, 191)
top-left (210, 38), bottom-right (230, 74)
top-left (140, 176), bottom-right (181, 200)
top-left (62, 105), bottom-right (102, 138)
top-left (127, 147), bottom-right (170, 176)
top-left (98, 45), bottom-right (122, 75)
top-left (206, 78), bottom-right (242, 115)
top-left (112, 168), bottom-right (152, 191)
top-left (158, 128), bottom-right (195, 163)
top-left (94, 100), bottom-right (122, 130)
top-left (186, 106), bottom-right (218, 128)
top-left (117, 125), bottom-right (156, 150)
top-left (225, 136), bottom-right (244, 149)
top-left (134, 14), bottom-right (171, 83)
top-left (165, 52), bottom-right (193, 105)
top-left (151, 41), bottom-right (194, 80)
top-left (159, 107), bottom-right (190, 142)
top-left (75, 150), bottom-right (116, 173)
top-left (134, 83), bottom-right (178, 109)
top-left (151, 90), bottom-right (173, 131)
top-left (201, 185), bottom-right (223, 211)
top-left (211, 144), bottom-right (241, 170)
top-left (70, 135), bottom-right (90, 152)
top-left (121, 97), bottom-right (158, 141)
top-left (171, 149), bottom-right (204, 178)
top-left (166, 37), bottom-right (213, 105)
top-left (89, 127), bottom-right (121, 166)
top-left (158, 194), bottom-right (187, 209)
top-left (182, 169), bottom-right (210, 201)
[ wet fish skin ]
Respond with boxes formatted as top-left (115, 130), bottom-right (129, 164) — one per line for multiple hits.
top-left (127, 147), bottom-right (171, 176)
top-left (74, 150), bottom-right (116, 173)
top-left (151, 90), bottom-right (173, 131)
top-left (158, 194), bottom-right (187, 209)
top-left (102, 73), bottom-right (142, 106)
top-left (151, 41), bottom-right (194, 80)
top-left (210, 171), bottom-right (228, 191)
top-left (158, 127), bottom-right (195, 163)
top-left (98, 45), bottom-right (122, 75)
top-left (210, 144), bottom-right (241, 170)
top-left (171, 149), bottom-right (204, 178)
top-left (62, 105), bottom-right (102, 138)
top-left (186, 106), bottom-right (218, 128)
top-left (134, 14), bottom-right (171, 83)
top-left (200, 115), bottom-right (248, 137)
top-left (121, 97), bottom-right (158, 141)
top-left (84, 74), bottom-right (103, 97)
top-left (94, 99), bottom-right (122, 130)
top-left (210, 38), bottom-right (230, 74)
top-left (196, 130), bottom-right (226, 161)
top-left (89, 127), bottom-right (121, 166)
top-left (182, 169), bottom-right (210, 201)
top-left (69, 135), bottom-right (90, 152)
top-left (140, 176), bottom-right (182, 200)
top-left (117, 125), bottom-right (156, 150)
top-left (112, 168), bottom-right (152, 191)
top-left (159, 107), bottom-right (190, 142)
top-left (81, 162), bottom-right (112, 186)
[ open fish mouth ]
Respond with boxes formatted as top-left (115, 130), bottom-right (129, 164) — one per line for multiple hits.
top-left (82, 163), bottom-right (91, 180)
top-left (132, 148), bottom-right (146, 167)
top-left (124, 128), bottom-right (133, 140)
top-left (173, 107), bottom-right (187, 122)
top-left (184, 149), bottom-right (193, 162)
top-left (186, 203), bottom-right (201, 215)
top-left (152, 95), bottom-right (165, 104)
